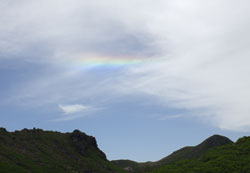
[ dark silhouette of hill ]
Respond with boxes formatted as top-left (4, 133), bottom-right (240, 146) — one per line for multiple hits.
top-left (0, 128), bottom-right (124, 173)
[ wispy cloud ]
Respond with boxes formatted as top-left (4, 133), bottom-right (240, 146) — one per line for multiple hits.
top-left (52, 104), bottom-right (100, 121)
top-left (124, 0), bottom-right (250, 131)
top-left (58, 104), bottom-right (90, 114)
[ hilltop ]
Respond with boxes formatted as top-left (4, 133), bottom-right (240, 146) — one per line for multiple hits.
top-left (150, 136), bottom-right (250, 173)
top-left (0, 128), bottom-right (124, 173)
top-left (112, 135), bottom-right (233, 172)
top-left (112, 135), bottom-right (250, 173)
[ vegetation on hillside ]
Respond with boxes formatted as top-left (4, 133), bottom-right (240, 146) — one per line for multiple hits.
top-left (0, 128), bottom-right (124, 173)
top-left (149, 136), bottom-right (250, 173)
top-left (1, 127), bottom-right (249, 173)
top-left (112, 135), bottom-right (234, 173)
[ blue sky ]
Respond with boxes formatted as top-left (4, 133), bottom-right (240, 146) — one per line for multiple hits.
top-left (1, 0), bottom-right (250, 161)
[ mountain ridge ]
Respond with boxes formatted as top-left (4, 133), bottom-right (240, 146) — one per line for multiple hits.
top-left (0, 127), bottom-right (249, 173)
top-left (112, 134), bottom-right (233, 172)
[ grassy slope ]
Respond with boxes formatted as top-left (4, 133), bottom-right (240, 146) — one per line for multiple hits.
top-left (157, 135), bottom-right (233, 164)
top-left (113, 135), bottom-right (233, 173)
top-left (0, 128), bottom-right (124, 173)
top-left (150, 136), bottom-right (250, 173)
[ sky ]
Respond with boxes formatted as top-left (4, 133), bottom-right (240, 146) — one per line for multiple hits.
top-left (1, 0), bottom-right (250, 162)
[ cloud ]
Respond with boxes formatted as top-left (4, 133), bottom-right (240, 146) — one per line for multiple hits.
top-left (54, 104), bottom-right (97, 121)
top-left (0, 0), bottom-right (159, 62)
top-left (58, 104), bottom-right (90, 114)
top-left (1, 0), bottom-right (250, 131)
top-left (124, 0), bottom-right (250, 131)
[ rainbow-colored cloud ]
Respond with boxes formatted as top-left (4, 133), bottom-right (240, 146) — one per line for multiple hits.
top-left (66, 54), bottom-right (151, 69)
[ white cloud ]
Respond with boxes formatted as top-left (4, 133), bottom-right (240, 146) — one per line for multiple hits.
top-left (124, 0), bottom-right (250, 131)
top-left (59, 104), bottom-right (90, 114)
top-left (55, 104), bottom-right (102, 121)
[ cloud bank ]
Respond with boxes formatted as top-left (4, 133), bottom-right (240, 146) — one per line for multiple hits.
top-left (1, 0), bottom-right (250, 131)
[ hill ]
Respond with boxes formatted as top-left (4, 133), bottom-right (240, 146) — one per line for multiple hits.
top-left (1, 127), bottom-right (249, 173)
top-left (112, 135), bottom-right (233, 172)
top-left (158, 134), bottom-right (233, 164)
top-left (0, 128), bottom-right (124, 173)
top-left (150, 136), bottom-right (250, 173)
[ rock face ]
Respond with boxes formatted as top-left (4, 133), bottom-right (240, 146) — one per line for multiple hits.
top-left (70, 129), bottom-right (107, 159)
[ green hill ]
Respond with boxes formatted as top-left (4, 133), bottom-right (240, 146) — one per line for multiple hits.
top-left (150, 136), bottom-right (250, 173)
top-left (112, 135), bottom-right (233, 173)
top-left (0, 128), bottom-right (124, 173)
top-left (157, 135), bottom-right (233, 165)
top-left (1, 127), bottom-right (249, 173)
top-left (111, 160), bottom-right (140, 172)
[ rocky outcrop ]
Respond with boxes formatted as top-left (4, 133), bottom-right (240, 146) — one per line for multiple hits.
top-left (70, 129), bottom-right (107, 160)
